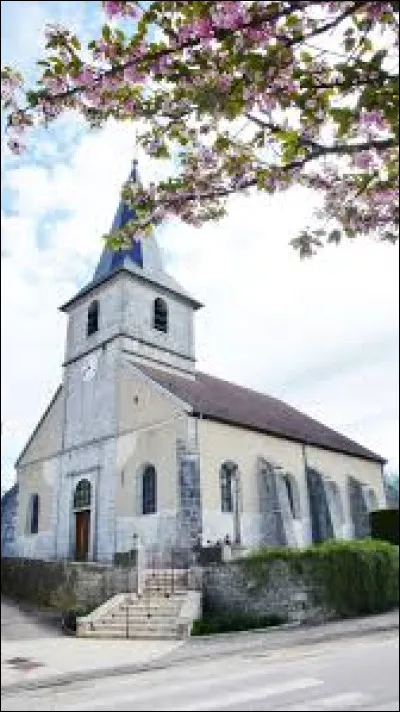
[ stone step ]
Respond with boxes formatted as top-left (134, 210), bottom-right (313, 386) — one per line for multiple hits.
top-left (82, 629), bottom-right (180, 639)
top-left (119, 601), bottom-right (183, 612)
top-left (105, 613), bottom-right (178, 624)
top-left (92, 622), bottom-right (178, 634)
top-left (145, 575), bottom-right (189, 582)
top-left (122, 598), bottom-right (184, 606)
top-left (143, 584), bottom-right (188, 592)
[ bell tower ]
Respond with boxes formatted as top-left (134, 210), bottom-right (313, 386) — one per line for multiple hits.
top-left (60, 158), bottom-right (203, 379)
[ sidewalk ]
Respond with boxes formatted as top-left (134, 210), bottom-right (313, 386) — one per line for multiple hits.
top-left (1, 610), bottom-right (398, 695)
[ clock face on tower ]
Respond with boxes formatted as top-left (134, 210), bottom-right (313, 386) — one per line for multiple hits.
top-left (81, 353), bottom-right (99, 382)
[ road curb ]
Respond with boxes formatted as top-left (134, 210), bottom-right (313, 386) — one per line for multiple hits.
top-left (2, 615), bottom-right (398, 696)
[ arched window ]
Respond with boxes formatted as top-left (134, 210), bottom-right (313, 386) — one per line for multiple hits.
top-left (87, 300), bottom-right (99, 336)
top-left (283, 473), bottom-right (301, 519)
top-left (153, 298), bottom-right (168, 333)
top-left (220, 462), bottom-right (238, 513)
top-left (142, 465), bottom-right (157, 515)
top-left (27, 493), bottom-right (39, 534)
top-left (74, 479), bottom-right (91, 509)
top-left (365, 486), bottom-right (379, 512)
top-left (326, 480), bottom-right (344, 524)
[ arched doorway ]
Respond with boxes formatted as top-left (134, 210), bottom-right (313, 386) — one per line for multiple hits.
top-left (73, 479), bottom-right (91, 561)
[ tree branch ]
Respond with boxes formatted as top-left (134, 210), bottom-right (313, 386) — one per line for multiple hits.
top-left (157, 137), bottom-right (398, 208)
top-left (25, 1), bottom-right (368, 109)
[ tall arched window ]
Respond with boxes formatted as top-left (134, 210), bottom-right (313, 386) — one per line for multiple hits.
top-left (283, 473), bottom-right (301, 519)
top-left (142, 465), bottom-right (157, 515)
top-left (153, 298), bottom-right (168, 333)
top-left (87, 300), bottom-right (99, 336)
top-left (326, 480), bottom-right (344, 525)
top-left (365, 486), bottom-right (379, 512)
top-left (74, 479), bottom-right (91, 509)
top-left (220, 462), bottom-right (238, 513)
top-left (27, 493), bottom-right (39, 534)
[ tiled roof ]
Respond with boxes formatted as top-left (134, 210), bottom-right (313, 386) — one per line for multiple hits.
top-left (139, 365), bottom-right (385, 463)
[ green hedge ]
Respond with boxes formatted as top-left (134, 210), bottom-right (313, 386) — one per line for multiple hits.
top-left (370, 509), bottom-right (399, 545)
top-left (242, 539), bottom-right (399, 618)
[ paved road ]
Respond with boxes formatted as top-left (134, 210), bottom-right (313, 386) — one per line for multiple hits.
top-left (2, 631), bottom-right (398, 711)
top-left (1, 597), bottom-right (61, 641)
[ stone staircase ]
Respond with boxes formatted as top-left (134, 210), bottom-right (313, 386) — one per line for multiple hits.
top-left (76, 570), bottom-right (201, 640)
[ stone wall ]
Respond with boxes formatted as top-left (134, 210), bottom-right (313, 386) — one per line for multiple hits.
top-left (202, 560), bottom-right (330, 625)
top-left (1, 485), bottom-right (18, 557)
top-left (1, 558), bottom-right (137, 611)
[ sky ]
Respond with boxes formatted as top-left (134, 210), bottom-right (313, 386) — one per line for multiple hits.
top-left (1, 1), bottom-right (399, 494)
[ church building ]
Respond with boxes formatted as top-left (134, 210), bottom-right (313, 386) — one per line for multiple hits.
top-left (7, 160), bottom-right (387, 563)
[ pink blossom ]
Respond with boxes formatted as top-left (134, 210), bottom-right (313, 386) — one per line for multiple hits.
top-left (123, 65), bottom-right (145, 83)
top-left (42, 75), bottom-right (68, 93)
top-left (103, 2), bottom-right (124, 19)
top-left (257, 93), bottom-right (277, 112)
top-left (211, 1), bottom-right (248, 30)
top-left (360, 110), bottom-right (386, 130)
top-left (1, 84), bottom-right (15, 103)
top-left (1, 71), bottom-right (22, 104)
top-left (37, 97), bottom-right (61, 120)
top-left (244, 26), bottom-right (273, 43)
top-left (123, 98), bottom-right (136, 113)
top-left (218, 75), bottom-right (231, 91)
top-left (178, 17), bottom-right (213, 43)
top-left (370, 188), bottom-right (398, 206)
top-left (364, 2), bottom-right (393, 21)
top-left (353, 151), bottom-right (374, 169)
top-left (76, 67), bottom-right (96, 86)
top-left (155, 55), bottom-right (174, 75)
top-left (100, 73), bottom-right (122, 90)
top-left (8, 136), bottom-right (26, 154)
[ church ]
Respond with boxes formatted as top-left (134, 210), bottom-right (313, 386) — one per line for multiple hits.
top-left (7, 160), bottom-right (387, 563)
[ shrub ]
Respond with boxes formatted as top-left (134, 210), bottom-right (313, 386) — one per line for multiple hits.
top-left (370, 509), bottom-right (399, 545)
top-left (241, 539), bottom-right (399, 618)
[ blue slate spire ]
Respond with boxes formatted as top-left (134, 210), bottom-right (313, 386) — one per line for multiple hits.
top-left (61, 156), bottom-right (203, 311)
top-left (110, 158), bottom-right (140, 233)
top-left (93, 158), bottom-right (144, 279)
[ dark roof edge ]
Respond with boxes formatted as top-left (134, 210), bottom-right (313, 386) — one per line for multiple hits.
top-left (192, 411), bottom-right (386, 464)
top-left (15, 386), bottom-right (63, 468)
top-left (59, 267), bottom-right (203, 312)
top-left (1, 483), bottom-right (18, 501)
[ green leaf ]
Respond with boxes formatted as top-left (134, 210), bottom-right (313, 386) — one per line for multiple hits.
top-left (102, 24), bottom-right (111, 42)
top-left (71, 36), bottom-right (81, 50)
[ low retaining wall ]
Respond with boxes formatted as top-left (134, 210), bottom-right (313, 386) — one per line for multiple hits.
top-left (1, 558), bottom-right (137, 611)
top-left (202, 541), bottom-right (399, 625)
top-left (203, 560), bottom-right (330, 624)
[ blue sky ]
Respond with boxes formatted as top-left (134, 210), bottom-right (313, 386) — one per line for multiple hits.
top-left (1, 1), bottom-right (399, 493)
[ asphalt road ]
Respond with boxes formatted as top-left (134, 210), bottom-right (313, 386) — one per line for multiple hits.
top-left (1, 597), bottom-right (61, 641)
top-left (2, 630), bottom-right (398, 711)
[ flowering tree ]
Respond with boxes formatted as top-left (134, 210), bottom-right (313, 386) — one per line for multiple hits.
top-left (2, 1), bottom-right (399, 256)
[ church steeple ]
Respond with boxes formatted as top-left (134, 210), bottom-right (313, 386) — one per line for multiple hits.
top-left (110, 157), bottom-right (139, 234)
top-left (93, 157), bottom-right (144, 279)
top-left (60, 156), bottom-right (202, 316)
